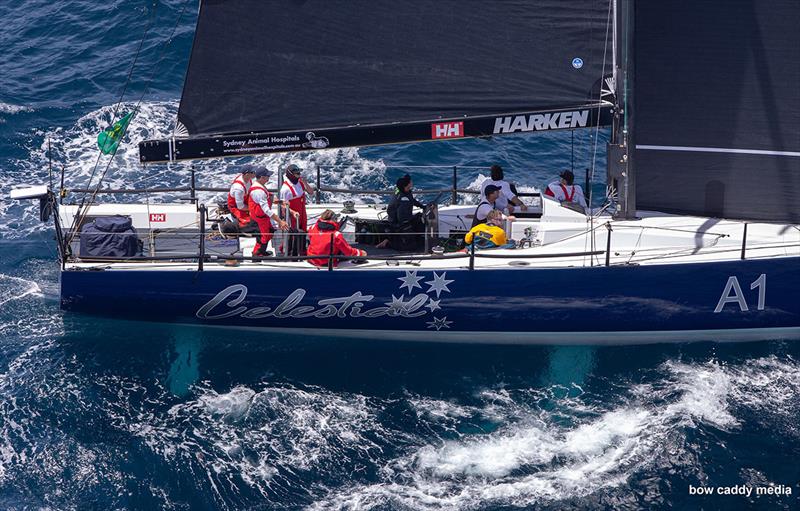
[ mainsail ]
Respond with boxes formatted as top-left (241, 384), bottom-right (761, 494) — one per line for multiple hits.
top-left (140, 0), bottom-right (613, 162)
top-left (632, 0), bottom-right (800, 222)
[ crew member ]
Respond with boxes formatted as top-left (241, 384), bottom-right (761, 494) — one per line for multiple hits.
top-left (387, 174), bottom-right (424, 226)
top-left (307, 209), bottom-right (367, 267)
top-left (544, 170), bottom-right (588, 208)
top-left (227, 165), bottom-right (257, 226)
top-left (279, 163), bottom-right (314, 232)
top-left (248, 167), bottom-right (289, 257)
top-left (472, 184), bottom-right (502, 228)
top-left (378, 174), bottom-right (425, 250)
top-left (480, 164), bottom-right (528, 213)
top-left (465, 210), bottom-right (513, 249)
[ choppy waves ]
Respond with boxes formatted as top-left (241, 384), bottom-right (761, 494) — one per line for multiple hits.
top-left (0, 102), bottom-right (32, 120)
top-left (2, 344), bottom-right (797, 510)
top-left (308, 356), bottom-right (799, 510)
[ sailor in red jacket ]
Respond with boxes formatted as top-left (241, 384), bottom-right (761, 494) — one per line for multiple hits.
top-left (279, 163), bottom-right (314, 232)
top-left (544, 169), bottom-right (588, 208)
top-left (227, 165), bottom-right (257, 226)
top-left (307, 210), bottom-right (367, 267)
top-left (248, 167), bottom-right (289, 257)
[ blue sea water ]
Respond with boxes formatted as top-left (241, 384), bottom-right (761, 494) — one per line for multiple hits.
top-left (2, 1), bottom-right (800, 510)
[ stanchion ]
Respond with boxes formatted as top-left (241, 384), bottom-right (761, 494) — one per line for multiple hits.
top-left (190, 166), bottom-right (197, 204)
top-left (198, 204), bottom-right (206, 271)
top-left (741, 223), bottom-right (748, 260)
top-left (452, 166), bottom-right (458, 204)
top-left (316, 166), bottom-right (322, 204)
top-left (328, 232), bottom-right (335, 271)
top-left (469, 241), bottom-right (475, 270)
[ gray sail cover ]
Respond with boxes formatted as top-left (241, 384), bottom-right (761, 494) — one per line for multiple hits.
top-left (177, 0), bottom-right (612, 136)
top-left (634, 0), bottom-right (800, 222)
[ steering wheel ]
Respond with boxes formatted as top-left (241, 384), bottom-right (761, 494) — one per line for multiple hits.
top-left (423, 192), bottom-right (446, 217)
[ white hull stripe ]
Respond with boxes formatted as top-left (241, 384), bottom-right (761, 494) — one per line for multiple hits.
top-left (636, 144), bottom-right (800, 158)
top-left (176, 323), bottom-right (800, 346)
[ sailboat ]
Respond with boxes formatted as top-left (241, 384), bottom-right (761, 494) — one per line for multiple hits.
top-left (11, 0), bottom-right (800, 343)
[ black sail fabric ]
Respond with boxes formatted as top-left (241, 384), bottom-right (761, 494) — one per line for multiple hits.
top-left (176, 0), bottom-right (612, 136)
top-left (633, 0), bottom-right (800, 222)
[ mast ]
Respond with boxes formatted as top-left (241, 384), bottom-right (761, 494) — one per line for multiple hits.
top-left (607, 0), bottom-right (635, 219)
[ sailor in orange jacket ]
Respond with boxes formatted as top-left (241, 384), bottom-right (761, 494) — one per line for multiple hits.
top-left (247, 167), bottom-right (289, 257)
top-left (307, 210), bottom-right (366, 267)
top-left (227, 165), bottom-right (257, 226)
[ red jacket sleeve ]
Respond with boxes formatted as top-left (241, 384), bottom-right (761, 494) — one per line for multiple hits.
top-left (544, 186), bottom-right (555, 198)
top-left (232, 208), bottom-right (247, 223)
top-left (333, 232), bottom-right (365, 257)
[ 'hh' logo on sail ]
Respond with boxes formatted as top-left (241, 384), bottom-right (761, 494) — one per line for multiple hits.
top-left (431, 122), bottom-right (464, 139)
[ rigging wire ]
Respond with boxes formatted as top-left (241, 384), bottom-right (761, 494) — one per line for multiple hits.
top-left (71, 2), bottom-right (158, 219)
top-left (571, 130), bottom-right (574, 172)
top-left (585, 0), bottom-right (614, 266)
top-left (124, 0), bottom-right (194, 241)
top-left (66, 0), bottom-right (158, 242)
top-left (590, 0), bottom-right (615, 186)
top-left (66, 0), bottom-right (193, 247)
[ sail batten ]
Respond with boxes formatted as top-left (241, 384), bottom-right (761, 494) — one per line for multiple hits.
top-left (637, 145), bottom-right (800, 159)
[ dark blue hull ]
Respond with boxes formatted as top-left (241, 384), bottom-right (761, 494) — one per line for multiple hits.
top-left (61, 257), bottom-right (800, 344)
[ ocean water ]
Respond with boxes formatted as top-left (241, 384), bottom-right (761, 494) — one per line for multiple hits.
top-left (1, 1), bottom-right (800, 510)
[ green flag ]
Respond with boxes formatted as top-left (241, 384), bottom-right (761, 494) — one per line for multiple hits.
top-left (97, 112), bottom-right (134, 155)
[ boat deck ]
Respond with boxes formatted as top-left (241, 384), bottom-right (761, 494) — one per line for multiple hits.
top-left (58, 198), bottom-right (800, 272)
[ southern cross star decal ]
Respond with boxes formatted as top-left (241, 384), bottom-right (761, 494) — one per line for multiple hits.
top-left (384, 294), bottom-right (406, 312)
top-left (426, 316), bottom-right (453, 330)
top-left (397, 270), bottom-right (424, 293)
top-left (425, 271), bottom-right (454, 298)
top-left (425, 298), bottom-right (441, 312)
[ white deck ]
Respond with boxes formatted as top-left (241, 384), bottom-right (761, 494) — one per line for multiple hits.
top-left (58, 197), bottom-right (800, 272)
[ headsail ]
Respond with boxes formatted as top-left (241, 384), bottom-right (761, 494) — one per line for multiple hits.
top-left (141, 0), bottom-right (613, 162)
top-left (632, 0), bottom-right (800, 222)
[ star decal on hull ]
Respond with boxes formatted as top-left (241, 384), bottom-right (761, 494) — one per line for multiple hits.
top-left (384, 294), bottom-right (406, 312)
top-left (425, 298), bottom-right (441, 312)
top-left (425, 272), bottom-right (454, 298)
top-left (397, 270), bottom-right (424, 293)
top-left (426, 316), bottom-right (453, 330)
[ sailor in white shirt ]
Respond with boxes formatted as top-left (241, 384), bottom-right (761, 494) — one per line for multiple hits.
top-left (544, 170), bottom-right (588, 209)
top-left (248, 167), bottom-right (289, 257)
top-left (480, 164), bottom-right (528, 213)
top-left (278, 163), bottom-right (314, 231)
top-left (472, 185), bottom-right (503, 228)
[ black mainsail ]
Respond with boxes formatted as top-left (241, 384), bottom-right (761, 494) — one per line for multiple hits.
top-left (631, 0), bottom-right (800, 222)
top-left (140, 0), bottom-right (613, 162)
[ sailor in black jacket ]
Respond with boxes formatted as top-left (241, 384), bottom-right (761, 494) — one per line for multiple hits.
top-left (387, 174), bottom-right (424, 226)
top-left (380, 174), bottom-right (426, 250)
